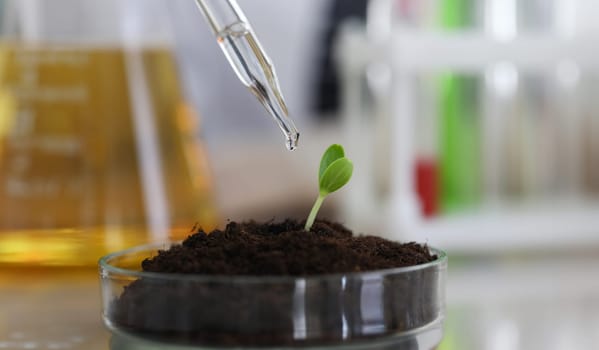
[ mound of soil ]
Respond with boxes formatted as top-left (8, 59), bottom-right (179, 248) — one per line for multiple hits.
top-left (142, 219), bottom-right (436, 276)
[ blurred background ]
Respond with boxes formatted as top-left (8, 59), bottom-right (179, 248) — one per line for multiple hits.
top-left (0, 0), bottom-right (599, 349)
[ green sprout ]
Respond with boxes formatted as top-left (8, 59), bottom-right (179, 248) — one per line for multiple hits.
top-left (305, 144), bottom-right (354, 231)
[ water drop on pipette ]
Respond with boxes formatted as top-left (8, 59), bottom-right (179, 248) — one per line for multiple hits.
top-left (286, 132), bottom-right (300, 151)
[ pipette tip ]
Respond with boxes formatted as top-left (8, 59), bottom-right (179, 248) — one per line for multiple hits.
top-left (286, 132), bottom-right (300, 151)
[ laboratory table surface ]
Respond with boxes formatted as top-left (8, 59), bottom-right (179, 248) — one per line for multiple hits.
top-left (2, 252), bottom-right (599, 350)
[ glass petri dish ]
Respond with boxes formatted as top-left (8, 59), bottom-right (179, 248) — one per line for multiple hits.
top-left (99, 242), bottom-right (447, 349)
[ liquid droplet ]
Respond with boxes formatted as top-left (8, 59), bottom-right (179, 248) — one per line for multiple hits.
top-left (286, 132), bottom-right (300, 151)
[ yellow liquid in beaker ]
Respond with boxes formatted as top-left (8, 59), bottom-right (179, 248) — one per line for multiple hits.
top-left (0, 44), bottom-right (219, 267)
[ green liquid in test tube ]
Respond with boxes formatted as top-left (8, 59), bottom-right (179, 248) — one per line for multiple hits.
top-left (437, 0), bottom-right (481, 212)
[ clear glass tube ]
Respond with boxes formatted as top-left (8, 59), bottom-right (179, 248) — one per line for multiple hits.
top-left (194, 0), bottom-right (300, 151)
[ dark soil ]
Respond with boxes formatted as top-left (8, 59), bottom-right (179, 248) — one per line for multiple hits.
top-left (110, 219), bottom-right (442, 348)
top-left (142, 219), bottom-right (436, 276)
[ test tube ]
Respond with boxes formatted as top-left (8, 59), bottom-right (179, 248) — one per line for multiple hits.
top-left (194, 0), bottom-right (300, 150)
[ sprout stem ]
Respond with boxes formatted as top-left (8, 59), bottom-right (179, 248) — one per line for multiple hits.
top-left (305, 194), bottom-right (325, 231)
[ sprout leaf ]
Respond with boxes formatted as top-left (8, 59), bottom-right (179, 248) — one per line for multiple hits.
top-left (305, 144), bottom-right (353, 231)
top-left (319, 158), bottom-right (353, 196)
top-left (319, 144), bottom-right (345, 178)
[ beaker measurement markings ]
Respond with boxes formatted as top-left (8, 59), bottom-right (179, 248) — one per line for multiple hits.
top-left (10, 85), bottom-right (88, 102)
top-left (13, 49), bottom-right (90, 66)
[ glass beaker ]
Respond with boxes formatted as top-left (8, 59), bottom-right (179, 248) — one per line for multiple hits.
top-left (0, 0), bottom-right (220, 268)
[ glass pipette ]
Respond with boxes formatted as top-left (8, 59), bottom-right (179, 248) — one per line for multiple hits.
top-left (194, 0), bottom-right (300, 151)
